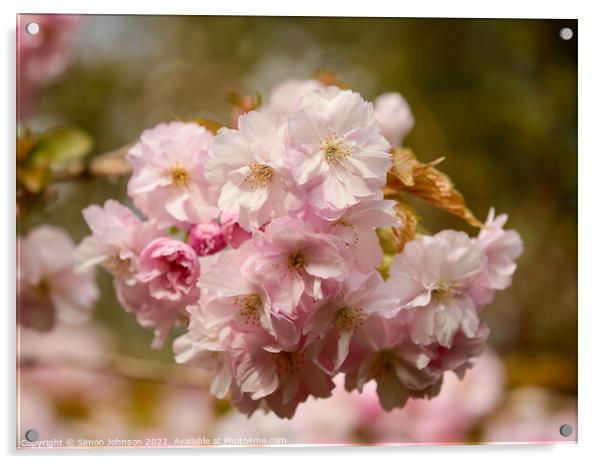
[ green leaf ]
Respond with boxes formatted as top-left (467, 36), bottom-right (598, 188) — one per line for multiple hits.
top-left (31, 127), bottom-right (93, 168)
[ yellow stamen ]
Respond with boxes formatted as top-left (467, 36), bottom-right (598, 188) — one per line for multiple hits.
top-left (431, 281), bottom-right (460, 302)
top-left (334, 306), bottom-right (364, 332)
top-left (170, 165), bottom-right (189, 188)
top-left (321, 135), bottom-right (350, 164)
top-left (235, 293), bottom-right (262, 326)
top-left (245, 163), bottom-right (273, 189)
top-left (104, 255), bottom-right (134, 277)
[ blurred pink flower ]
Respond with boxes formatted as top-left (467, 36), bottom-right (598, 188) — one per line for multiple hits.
top-left (374, 92), bottom-right (415, 147)
top-left (266, 78), bottom-right (325, 116)
top-left (287, 86), bottom-right (391, 213)
top-left (142, 386), bottom-right (215, 440)
top-left (17, 14), bottom-right (82, 120)
top-left (18, 323), bottom-right (132, 442)
top-left (137, 237), bottom-right (200, 302)
top-left (127, 121), bottom-right (219, 228)
top-left (18, 225), bottom-right (98, 331)
top-left (291, 374), bottom-right (361, 444)
top-left (388, 230), bottom-right (486, 348)
top-left (483, 387), bottom-right (577, 443)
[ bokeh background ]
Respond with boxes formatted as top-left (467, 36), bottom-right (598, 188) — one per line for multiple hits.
top-left (17, 15), bottom-right (577, 446)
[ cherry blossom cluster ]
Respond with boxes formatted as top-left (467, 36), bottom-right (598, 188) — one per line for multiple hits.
top-left (77, 79), bottom-right (522, 418)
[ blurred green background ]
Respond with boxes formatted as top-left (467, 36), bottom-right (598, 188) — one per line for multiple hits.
top-left (20, 16), bottom-right (577, 394)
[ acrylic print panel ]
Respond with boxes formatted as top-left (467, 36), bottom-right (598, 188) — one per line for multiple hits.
top-left (16, 14), bottom-right (577, 448)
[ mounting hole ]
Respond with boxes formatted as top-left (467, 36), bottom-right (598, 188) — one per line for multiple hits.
top-left (559, 27), bottom-right (573, 41)
top-left (25, 22), bottom-right (40, 35)
top-left (25, 429), bottom-right (39, 442)
top-left (559, 423), bottom-right (573, 437)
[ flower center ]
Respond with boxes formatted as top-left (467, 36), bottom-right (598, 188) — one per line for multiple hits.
top-left (105, 255), bottom-right (134, 277)
top-left (235, 293), bottom-right (262, 326)
top-left (274, 351), bottom-right (304, 375)
top-left (321, 135), bottom-right (350, 164)
top-left (431, 281), bottom-right (460, 302)
top-left (246, 163), bottom-right (273, 189)
top-left (334, 306), bottom-right (364, 332)
top-left (371, 351), bottom-right (397, 380)
top-left (170, 165), bottom-right (189, 188)
top-left (287, 250), bottom-right (306, 271)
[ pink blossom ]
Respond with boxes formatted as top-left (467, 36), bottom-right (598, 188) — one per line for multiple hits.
top-left (17, 15), bottom-right (82, 120)
top-left (304, 271), bottom-right (399, 371)
top-left (136, 237), bottom-right (200, 302)
top-left (230, 330), bottom-right (335, 419)
top-left (266, 78), bottom-right (324, 116)
top-left (174, 319), bottom-right (233, 399)
top-left (78, 200), bottom-right (160, 283)
top-left (244, 217), bottom-right (347, 314)
top-left (287, 86), bottom-right (391, 212)
top-left (374, 92), bottom-right (415, 147)
top-left (188, 221), bottom-right (227, 257)
top-left (17, 322), bottom-right (132, 442)
top-left (469, 208), bottom-right (523, 306)
top-left (127, 121), bottom-right (219, 228)
top-left (78, 201), bottom-right (186, 349)
top-left (71, 78), bottom-right (525, 421)
top-left (193, 249), bottom-right (276, 336)
top-left (387, 231), bottom-right (486, 348)
top-left (220, 212), bottom-right (253, 248)
top-left (188, 212), bottom-right (252, 257)
top-left (426, 322), bottom-right (491, 378)
top-left (343, 316), bottom-right (442, 411)
top-left (207, 111), bottom-right (301, 230)
top-left (311, 199), bottom-right (398, 272)
top-left (18, 225), bottom-right (99, 331)
top-left (114, 279), bottom-right (184, 349)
